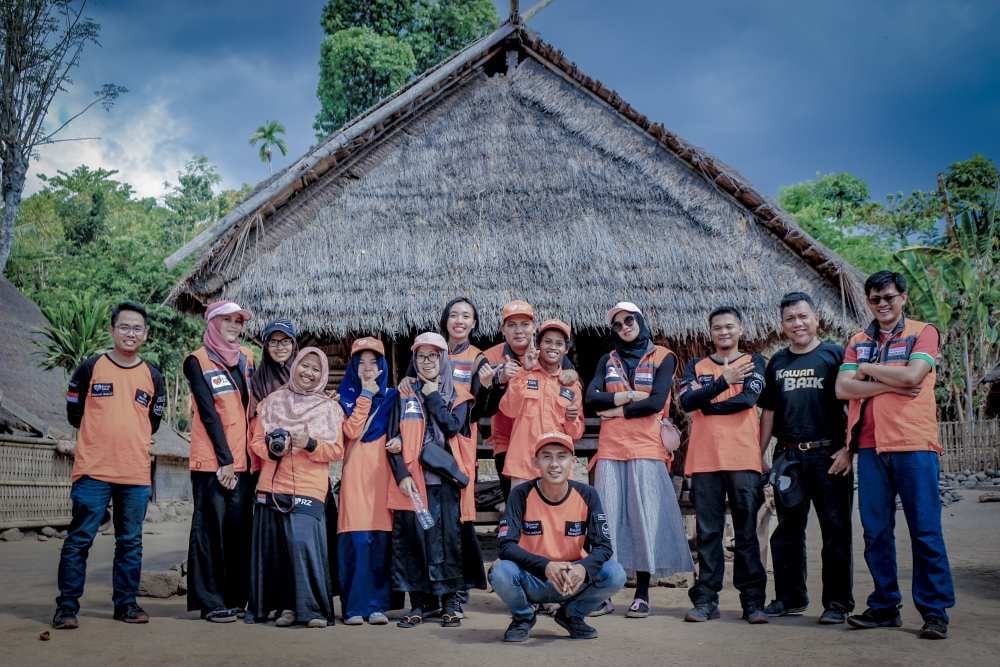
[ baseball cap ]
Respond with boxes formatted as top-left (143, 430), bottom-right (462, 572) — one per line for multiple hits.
top-left (351, 336), bottom-right (385, 357)
top-left (261, 318), bottom-right (296, 341)
top-left (533, 431), bottom-right (576, 456)
top-left (537, 318), bottom-right (571, 339)
top-left (205, 300), bottom-right (251, 322)
top-left (502, 300), bottom-right (535, 322)
top-left (606, 301), bottom-right (641, 326)
top-left (410, 331), bottom-right (448, 352)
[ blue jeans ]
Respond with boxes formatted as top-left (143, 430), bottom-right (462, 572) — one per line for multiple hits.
top-left (490, 559), bottom-right (626, 621)
top-left (857, 449), bottom-right (954, 622)
top-left (56, 476), bottom-right (150, 613)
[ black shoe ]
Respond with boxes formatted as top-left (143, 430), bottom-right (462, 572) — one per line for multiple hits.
top-left (764, 600), bottom-right (807, 617)
top-left (847, 607), bottom-right (902, 629)
top-left (684, 604), bottom-right (720, 622)
top-left (52, 606), bottom-right (79, 630)
top-left (919, 619), bottom-right (948, 640)
top-left (743, 607), bottom-right (769, 624)
top-left (554, 608), bottom-right (598, 639)
top-left (113, 603), bottom-right (150, 624)
top-left (818, 608), bottom-right (847, 625)
top-left (503, 615), bottom-right (537, 642)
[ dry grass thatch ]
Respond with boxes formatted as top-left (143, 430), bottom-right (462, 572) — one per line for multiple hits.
top-left (170, 24), bottom-right (866, 343)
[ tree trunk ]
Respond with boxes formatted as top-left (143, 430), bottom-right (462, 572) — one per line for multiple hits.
top-left (962, 333), bottom-right (974, 423)
top-left (0, 149), bottom-right (29, 273)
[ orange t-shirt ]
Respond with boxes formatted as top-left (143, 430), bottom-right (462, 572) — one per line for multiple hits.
top-left (338, 395), bottom-right (393, 532)
top-left (249, 415), bottom-right (344, 501)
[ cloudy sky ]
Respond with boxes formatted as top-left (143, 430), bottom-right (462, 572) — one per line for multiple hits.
top-left (29, 0), bottom-right (1000, 205)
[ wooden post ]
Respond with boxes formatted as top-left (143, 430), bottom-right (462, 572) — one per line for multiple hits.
top-left (510, 0), bottom-right (519, 23)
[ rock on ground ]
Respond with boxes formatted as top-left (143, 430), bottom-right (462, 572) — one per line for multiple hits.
top-left (979, 492), bottom-right (1000, 503)
top-left (138, 570), bottom-right (182, 598)
top-left (0, 528), bottom-right (24, 542)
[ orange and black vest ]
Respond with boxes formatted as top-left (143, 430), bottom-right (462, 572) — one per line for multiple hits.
top-left (188, 346), bottom-right (254, 472)
top-left (483, 343), bottom-right (515, 454)
top-left (593, 345), bottom-right (673, 468)
top-left (386, 386), bottom-right (477, 522)
top-left (844, 318), bottom-right (940, 453)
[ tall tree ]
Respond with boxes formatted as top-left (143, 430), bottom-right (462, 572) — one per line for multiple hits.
top-left (0, 0), bottom-right (126, 272)
top-left (248, 120), bottom-right (289, 175)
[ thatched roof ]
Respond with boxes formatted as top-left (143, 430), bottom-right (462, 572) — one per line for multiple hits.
top-left (168, 21), bottom-right (866, 341)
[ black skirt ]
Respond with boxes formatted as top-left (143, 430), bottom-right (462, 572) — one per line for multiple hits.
top-left (391, 483), bottom-right (486, 598)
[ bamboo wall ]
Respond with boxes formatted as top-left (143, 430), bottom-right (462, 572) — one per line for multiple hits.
top-left (939, 419), bottom-right (1000, 473)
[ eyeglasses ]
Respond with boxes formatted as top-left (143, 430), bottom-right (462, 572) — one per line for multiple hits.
top-left (611, 315), bottom-right (636, 332)
top-left (267, 338), bottom-right (294, 348)
top-left (868, 293), bottom-right (902, 306)
top-left (415, 353), bottom-right (440, 364)
top-left (115, 325), bottom-right (146, 336)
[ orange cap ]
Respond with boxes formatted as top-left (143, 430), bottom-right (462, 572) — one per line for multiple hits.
top-left (537, 318), bottom-right (571, 340)
top-left (502, 300), bottom-right (535, 322)
top-left (533, 431), bottom-right (576, 456)
top-left (351, 337), bottom-right (385, 357)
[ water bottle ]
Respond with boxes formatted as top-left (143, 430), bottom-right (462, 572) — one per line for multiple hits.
top-left (408, 487), bottom-right (435, 530)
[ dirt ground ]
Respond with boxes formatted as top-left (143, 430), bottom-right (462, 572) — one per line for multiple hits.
top-left (2, 491), bottom-right (998, 667)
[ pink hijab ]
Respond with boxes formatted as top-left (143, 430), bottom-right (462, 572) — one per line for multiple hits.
top-left (259, 347), bottom-right (343, 442)
top-left (203, 300), bottom-right (251, 367)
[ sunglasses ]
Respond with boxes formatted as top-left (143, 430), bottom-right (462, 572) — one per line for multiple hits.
top-left (611, 314), bottom-right (636, 332)
top-left (867, 293), bottom-right (902, 306)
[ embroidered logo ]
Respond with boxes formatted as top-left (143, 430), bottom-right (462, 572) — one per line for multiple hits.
top-left (206, 371), bottom-right (235, 394)
top-left (134, 389), bottom-right (151, 407)
top-left (91, 382), bottom-right (113, 398)
top-left (497, 521), bottom-right (509, 538)
top-left (564, 520), bottom-right (586, 537)
top-left (857, 346), bottom-right (872, 361)
top-left (887, 344), bottom-right (909, 360)
top-left (294, 497), bottom-right (313, 507)
top-left (559, 387), bottom-right (575, 402)
top-left (526, 378), bottom-right (540, 390)
top-left (606, 366), bottom-right (620, 378)
top-left (522, 520), bottom-right (543, 536)
top-left (402, 399), bottom-right (422, 420)
top-left (596, 512), bottom-right (610, 539)
top-left (452, 361), bottom-right (473, 383)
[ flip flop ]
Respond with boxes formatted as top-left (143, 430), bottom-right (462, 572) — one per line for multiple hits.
top-left (626, 599), bottom-right (650, 618)
top-left (396, 611), bottom-right (424, 628)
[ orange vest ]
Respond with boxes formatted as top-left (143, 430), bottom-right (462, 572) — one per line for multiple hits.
top-left (845, 318), bottom-right (941, 453)
top-left (450, 343), bottom-right (483, 448)
top-left (72, 355), bottom-right (157, 485)
top-left (499, 367), bottom-right (584, 480)
top-left (593, 346), bottom-right (673, 468)
top-left (338, 395), bottom-right (394, 532)
top-left (248, 416), bottom-right (344, 501)
top-left (516, 484), bottom-right (589, 562)
top-left (684, 354), bottom-right (762, 475)
top-left (188, 346), bottom-right (254, 472)
top-left (386, 387), bottom-right (477, 522)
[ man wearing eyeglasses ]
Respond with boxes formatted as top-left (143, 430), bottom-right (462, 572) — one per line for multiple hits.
top-left (836, 271), bottom-right (953, 640)
top-left (53, 302), bottom-right (166, 630)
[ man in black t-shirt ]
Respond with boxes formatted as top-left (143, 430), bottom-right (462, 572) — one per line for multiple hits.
top-left (758, 292), bottom-right (854, 625)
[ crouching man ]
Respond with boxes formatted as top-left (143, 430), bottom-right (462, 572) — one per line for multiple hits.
top-left (490, 431), bottom-right (625, 642)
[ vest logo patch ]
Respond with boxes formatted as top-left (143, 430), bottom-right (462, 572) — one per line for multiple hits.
top-left (596, 512), bottom-right (610, 539)
top-left (206, 371), bottom-right (235, 395)
top-left (564, 520), bottom-right (586, 537)
top-left (256, 493), bottom-right (267, 504)
top-left (452, 362), bottom-right (472, 383)
top-left (559, 387), bottom-right (575, 402)
top-left (498, 521), bottom-right (509, 538)
top-left (856, 346), bottom-right (872, 361)
top-left (634, 371), bottom-right (654, 387)
top-left (698, 374), bottom-right (715, 386)
top-left (887, 344), bottom-right (909, 360)
top-left (91, 382), bottom-right (113, 398)
top-left (522, 520), bottom-right (543, 536)
top-left (134, 389), bottom-right (151, 407)
top-left (402, 399), bottom-right (422, 420)
top-left (606, 366), bottom-right (620, 378)
top-left (526, 378), bottom-right (540, 390)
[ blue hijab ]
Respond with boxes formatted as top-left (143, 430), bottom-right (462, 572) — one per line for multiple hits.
top-left (337, 351), bottom-right (397, 442)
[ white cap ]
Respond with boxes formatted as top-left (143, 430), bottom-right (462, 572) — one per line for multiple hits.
top-left (606, 301), bottom-right (642, 326)
top-left (410, 331), bottom-right (448, 352)
top-left (205, 300), bottom-right (252, 322)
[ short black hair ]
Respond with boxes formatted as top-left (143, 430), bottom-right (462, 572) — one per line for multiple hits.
top-left (111, 301), bottom-right (147, 326)
top-left (439, 297), bottom-right (479, 339)
top-left (779, 291), bottom-right (816, 314)
top-left (709, 305), bottom-right (743, 326)
top-left (864, 271), bottom-right (907, 296)
top-left (535, 326), bottom-right (572, 351)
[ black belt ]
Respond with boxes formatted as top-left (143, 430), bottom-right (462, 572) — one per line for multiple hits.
top-left (780, 439), bottom-right (835, 452)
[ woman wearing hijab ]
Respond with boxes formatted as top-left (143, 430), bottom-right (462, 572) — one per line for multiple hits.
top-left (336, 337), bottom-right (399, 626)
top-left (248, 347), bottom-right (345, 628)
top-left (248, 319), bottom-right (298, 475)
top-left (183, 300), bottom-right (256, 623)
top-left (584, 302), bottom-right (693, 619)
top-left (387, 332), bottom-right (486, 629)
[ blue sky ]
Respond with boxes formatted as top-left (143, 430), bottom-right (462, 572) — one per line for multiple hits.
top-left (30, 0), bottom-right (1000, 207)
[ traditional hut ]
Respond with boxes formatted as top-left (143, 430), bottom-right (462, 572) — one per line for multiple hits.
top-left (167, 11), bottom-right (866, 386)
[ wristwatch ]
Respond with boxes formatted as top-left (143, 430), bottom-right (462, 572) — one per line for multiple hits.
top-left (627, 390), bottom-right (636, 401)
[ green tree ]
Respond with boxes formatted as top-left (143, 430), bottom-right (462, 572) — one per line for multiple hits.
top-left (34, 292), bottom-right (111, 375)
top-left (313, 0), bottom-right (498, 138)
top-left (249, 120), bottom-right (289, 175)
top-left (163, 155), bottom-right (224, 241)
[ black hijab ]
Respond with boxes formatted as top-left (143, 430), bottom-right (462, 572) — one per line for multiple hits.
top-left (610, 312), bottom-right (654, 384)
top-left (250, 326), bottom-right (299, 407)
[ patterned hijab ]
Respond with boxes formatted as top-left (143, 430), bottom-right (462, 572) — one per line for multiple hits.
top-left (259, 347), bottom-right (342, 442)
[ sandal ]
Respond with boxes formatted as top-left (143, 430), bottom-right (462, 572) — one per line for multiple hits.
top-left (397, 609), bottom-right (424, 629)
top-left (626, 599), bottom-right (650, 618)
top-left (441, 594), bottom-right (462, 627)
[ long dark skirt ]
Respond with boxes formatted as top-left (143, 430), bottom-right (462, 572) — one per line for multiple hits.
top-left (187, 471), bottom-right (253, 614)
top-left (338, 531), bottom-right (393, 618)
top-left (391, 483), bottom-right (486, 600)
top-left (248, 494), bottom-right (335, 623)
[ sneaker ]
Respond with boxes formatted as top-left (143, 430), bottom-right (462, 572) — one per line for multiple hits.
top-left (204, 607), bottom-right (238, 623)
top-left (367, 612), bottom-right (389, 625)
top-left (587, 599), bottom-right (615, 617)
top-left (847, 607), bottom-right (902, 630)
top-left (306, 618), bottom-right (328, 629)
top-left (818, 608), bottom-right (847, 625)
top-left (503, 615), bottom-right (537, 642)
top-left (113, 603), bottom-right (150, 624)
top-left (554, 608), bottom-right (598, 639)
top-left (343, 615), bottom-right (364, 626)
top-left (764, 600), bottom-right (807, 617)
top-left (52, 606), bottom-right (79, 630)
top-left (684, 604), bottom-right (720, 622)
top-left (743, 608), bottom-right (769, 624)
top-left (274, 609), bottom-right (296, 627)
top-left (919, 618), bottom-right (948, 640)
top-left (625, 598), bottom-right (650, 618)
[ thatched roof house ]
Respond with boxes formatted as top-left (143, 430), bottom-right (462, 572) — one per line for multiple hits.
top-left (168, 15), bottom-right (865, 363)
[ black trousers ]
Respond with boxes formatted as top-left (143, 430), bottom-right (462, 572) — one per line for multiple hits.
top-left (689, 470), bottom-right (767, 610)
top-left (187, 471), bottom-right (254, 613)
top-left (494, 452), bottom-right (512, 499)
top-left (770, 447), bottom-right (855, 611)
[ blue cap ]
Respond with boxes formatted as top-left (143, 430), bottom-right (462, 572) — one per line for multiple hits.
top-left (261, 318), bottom-right (297, 341)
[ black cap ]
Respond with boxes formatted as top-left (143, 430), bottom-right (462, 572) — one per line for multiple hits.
top-left (261, 319), bottom-right (297, 340)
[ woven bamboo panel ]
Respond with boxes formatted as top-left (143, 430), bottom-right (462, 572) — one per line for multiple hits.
top-left (0, 438), bottom-right (73, 529)
top-left (939, 419), bottom-right (1000, 473)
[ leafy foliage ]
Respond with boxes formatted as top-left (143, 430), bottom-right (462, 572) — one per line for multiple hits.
top-left (248, 120), bottom-right (289, 175)
top-left (34, 292), bottom-right (112, 375)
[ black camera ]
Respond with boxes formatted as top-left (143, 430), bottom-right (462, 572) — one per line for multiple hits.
top-left (265, 428), bottom-right (291, 457)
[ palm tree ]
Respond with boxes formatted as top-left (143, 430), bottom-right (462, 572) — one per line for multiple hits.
top-left (249, 121), bottom-right (289, 175)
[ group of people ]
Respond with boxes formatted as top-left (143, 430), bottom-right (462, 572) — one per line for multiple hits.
top-left (50, 269), bottom-right (955, 643)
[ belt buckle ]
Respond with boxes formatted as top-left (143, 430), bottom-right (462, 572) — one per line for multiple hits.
top-left (797, 442), bottom-right (811, 452)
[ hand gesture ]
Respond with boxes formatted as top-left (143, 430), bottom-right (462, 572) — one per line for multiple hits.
top-left (290, 429), bottom-right (309, 451)
top-left (324, 388), bottom-right (340, 402)
top-left (565, 404), bottom-right (579, 422)
top-left (216, 463), bottom-right (237, 490)
top-left (397, 376), bottom-right (416, 397)
top-left (523, 343), bottom-right (539, 371)
top-left (477, 362), bottom-right (497, 387)
top-left (385, 436), bottom-right (402, 454)
top-left (722, 357), bottom-right (754, 385)
top-left (499, 355), bottom-right (521, 384)
top-left (545, 561), bottom-right (571, 593)
top-left (562, 563), bottom-right (587, 595)
top-left (421, 377), bottom-right (439, 396)
top-left (361, 368), bottom-right (382, 394)
top-left (558, 369), bottom-right (579, 387)
top-left (828, 447), bottom-right (854, 476)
